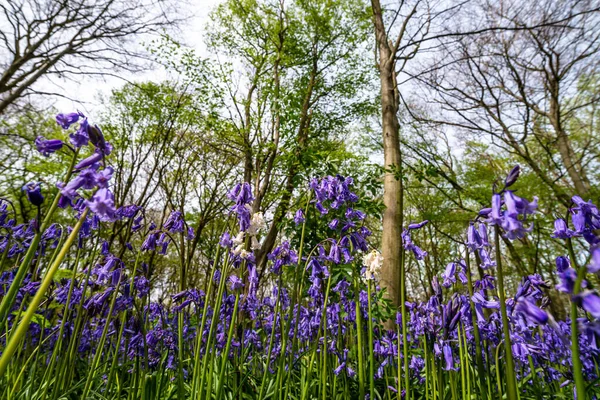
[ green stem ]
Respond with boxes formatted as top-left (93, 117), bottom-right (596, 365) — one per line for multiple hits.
top-left (215, 292), bottom-right (241, 400)
top-left (367, 280), bottom-right (375, 400)
top-left (355, 274), bottom-right (365, 400)
top-left (494, 225), bottom-right (517, 400)
top-left (0, 208), bottom-right (89, 377)
top-left (465, 251), bottom-right (488, 399)
top-left (81, 265), bottom-right (123, 398)
top-left (400, 246), bottom-right (410, 400)
top-left (567, 238), bottom-right (587, 399)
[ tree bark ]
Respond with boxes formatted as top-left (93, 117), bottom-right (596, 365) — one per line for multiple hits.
top-left (372, 0), bottom-right (403, 307)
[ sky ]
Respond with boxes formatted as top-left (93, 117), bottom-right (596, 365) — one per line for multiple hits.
top-left (50, 0), bottom-right (224, 116)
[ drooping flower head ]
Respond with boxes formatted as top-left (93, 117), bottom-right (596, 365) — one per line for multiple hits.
top-left (164, 211), bottom-right (185, 233)
top-left (35, 136), bottom-right (63, 157)
top-left (294, 209), bottom-right (305, 226)
top-left (56, 112), bottom-right (81, 129)
top-left (227, 183), bottom-right (254, 232)
top-left (402, 220), bottom-right (428, 260)
top-left (22, 182), bottom-right (44, 206)
top-left (268, 241), bottom-right (298, 275)
top-left (362, 250), bottom-right (383, 280)
top-left (86, 188), bottom-right (117, 222)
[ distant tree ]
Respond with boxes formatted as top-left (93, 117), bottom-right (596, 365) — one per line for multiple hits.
top-left (0, 0), bottom-right (182, 114)
top-left (419, 0), bottom-right (600, 204)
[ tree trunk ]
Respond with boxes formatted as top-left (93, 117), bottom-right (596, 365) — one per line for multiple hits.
top-left (548, 77), bottom-right (591, 197)
top-left (372, 0), bottom-right (403, 307)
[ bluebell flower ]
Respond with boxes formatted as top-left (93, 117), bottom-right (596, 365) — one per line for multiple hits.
top-left (441, 262), bottom-right (456, 288)
top-left (576, 291), bottom-right (600, 319)
top-left (504, 165), bottom-right (521, 188)
top-left (294, 209), bottom-right (305, 225)
top-left (86, 188), bottom-right (116, 222)
top-left (402, 224), bottom-right (428, 260)
top-left (164, 211), bottom-right (184, 233)
top-left (219, 232), bottom-right (233, 248)
top-left (556, 256), bottom-right (571, 273)
top-left (22, 182), bottom-right (44, 206)
top-left (588, 247), bottom-right (600, 273)
top-left (442, 343), bottom-right (457, 371)
top-left (35, 136), bottom-right (63, 156)
top-left (134, 276), bottom-right (150, 298)
top-left (74, 150), bottom-right (103, 170)
top-left (515, 297), bottom-right (548, 325)
top-left (466, 223), bottom-right (482, 252)
top-left (229, 275), bottom-right (244, 291)
top-left (408, 220), bottom-right (429, 230)
top-left (70, 118), bottom-right (90, 148)
top-left (551, 218), bottom-right (575, 239)
top-left (56, 112), bottom-right (81, 129)
top-left (556, 267), bottom-right (581, 294)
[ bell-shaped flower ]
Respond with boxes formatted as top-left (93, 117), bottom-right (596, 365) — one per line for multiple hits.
top-left (56, 112), bottom-right (81, 129)
top-left (22, 182), bottom-right (44, 206)
top-left (35, 136), bottom-right (63, 156)
top-left (551, 218), bottom-right (575, 239)
top-left (86, 187), bottom-right (116, 222)
top-left (515, 297), bottom-right (548, 325)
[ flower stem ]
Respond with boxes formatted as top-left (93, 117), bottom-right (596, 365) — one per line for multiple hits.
top-left (0, 208), bottom-right (89, 377)
top-left (494, 225), bottom-right (517, 400)
top-left (567, 238), bottom-right (587, 399)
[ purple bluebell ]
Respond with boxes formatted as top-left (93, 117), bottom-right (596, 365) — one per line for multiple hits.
top-left (577, 291), bottom-right (600, 319)
top-left (504, 165), bottom-right (521, 187)
top-left (56, 112), bottom-right (81, 129)
top-left (86, 188), bottom-right (116, 222)
top-left (441, 262), bottom-right (456, 288)
top-left (556, 256), bottom-right (570, 273)
top-left (402, 225), bottom-right (428, 261)
top-left (134, 276), bottom-right (150, 298)
top-left (466, 223), bottom-right (482, 251)
top-left (70, 118), bottom-right (90, 148)
top-left (22, 182), bottom-right (44, 206)
top-left (551, 218), bottom-right (575, 239)
top-left (164, 211), bottom-right (184, 233)
top-left (268, 241), bottom-right (298, 274)
top-left (74, 150), bottom-right (103, 170)
top-left (35, 136), bottom-right (63, 156)
top-left (442, 343), bottom-right (457, 371)
top-left (219, 232), bottom-right (233, 248)
top-left (515, 297), bottom-right (548, 325)
top-left (588, 247), bottom-right (600, 273)
top-left (229, 275), bottom-right (244, 291)
top-left (294, 209), bottom-right (305, 225)
top-left (408, 220), bottom-right (429, 230)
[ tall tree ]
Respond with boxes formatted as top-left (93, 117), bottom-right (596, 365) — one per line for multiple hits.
top-left (0, 0), bottom-right (181, 114)
top-left (418, 0), bottom-right (600, 204)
